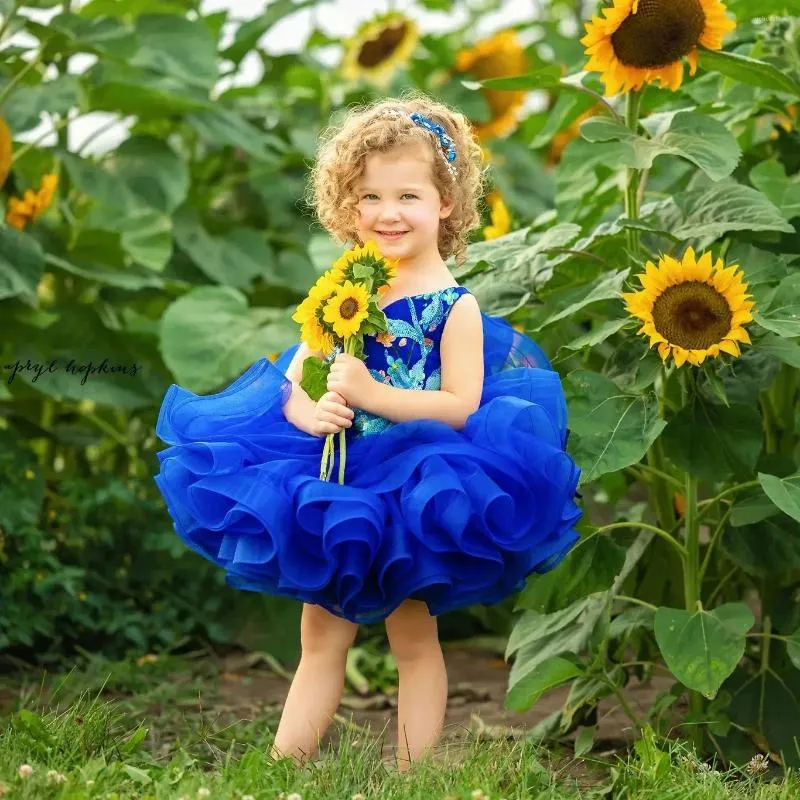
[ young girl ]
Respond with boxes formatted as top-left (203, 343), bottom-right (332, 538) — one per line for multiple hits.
top-left (154, 93), bottom-right (583, 773)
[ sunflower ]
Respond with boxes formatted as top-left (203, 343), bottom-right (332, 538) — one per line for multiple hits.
top-left (291, 273), bottom-right (340, 326)
top-left (338, 239), bottom-right (399, 292)
top-left (323, 280), bottom-right (371, 339)
top-left (6, 173), bottom-right (58, 230)
top-left (455, 30), bottom-right (529, 141)
top-left (581, 0), bottom-right (736, 95)
top-left (483, 191), bottom-right (511, 240)
top-left (340, 11), bottom-right (419, 87)
top-left (622, 248), bottom-right (754, 367)
top-left (300, 316), bottom-right (336, 356)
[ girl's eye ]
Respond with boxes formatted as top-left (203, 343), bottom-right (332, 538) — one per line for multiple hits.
top-left (361, 193), bottom-right (417, 200)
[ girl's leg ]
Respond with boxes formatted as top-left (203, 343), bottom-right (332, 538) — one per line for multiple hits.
top-left (269, 602), bottom-right (359, 765)
top-left (384, 598), bottom-right (448, 773)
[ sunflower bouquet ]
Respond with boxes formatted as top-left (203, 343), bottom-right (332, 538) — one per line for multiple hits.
top-left (291, 240), bottom-right (398, 484)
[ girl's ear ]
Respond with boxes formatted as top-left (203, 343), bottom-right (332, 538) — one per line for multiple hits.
top-left (439, 196), bottom-right (455, 219)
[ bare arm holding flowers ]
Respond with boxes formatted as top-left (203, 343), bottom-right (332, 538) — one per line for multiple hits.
top-left (283, 343), bottom-right (354, 437)
top-left (327, 295), bottom-right (484, 431)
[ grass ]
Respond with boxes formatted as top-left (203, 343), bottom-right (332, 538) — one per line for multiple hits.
top-left (0, 652), bottom-right (798, 799)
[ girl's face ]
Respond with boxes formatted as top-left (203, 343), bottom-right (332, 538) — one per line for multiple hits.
top-left (354, 143), bottom-right (454, 266)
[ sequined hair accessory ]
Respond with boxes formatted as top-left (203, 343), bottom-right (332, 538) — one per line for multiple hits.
top-left (373, 108), bottom-right (458, 180)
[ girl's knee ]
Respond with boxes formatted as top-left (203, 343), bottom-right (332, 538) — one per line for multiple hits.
top-left (300, 603), bottom-right (359, 656)
top-left (385, 599), bottom-right (440, 662)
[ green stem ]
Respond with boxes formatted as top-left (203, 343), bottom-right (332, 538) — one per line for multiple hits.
top-left (594, 521), bottom-right (687, 560)
top-left (760, 614), bottom-right (772, 676)
top-left (698, 480), bottom-right (760, 511)
top-left (759, 390), bottom-right (777, 455)
top-left (706, 566), bottom-right (737, 607)
top-left (633, 461), bottom-right (684, 492)
top-left (615, 595), bottom-right (658, 612)
top-left (683, 469), bottom-right (703, 752)
top-left (0, 1), bottom-right (21, 48)
top-left (0, 51), bottom-right (42, 110)
top-left (623, 90), bottom-right (643, 255)
top-left (698, 505), bottom-right (733, 583)
top-left (337, 337), bottom-right (355, 485)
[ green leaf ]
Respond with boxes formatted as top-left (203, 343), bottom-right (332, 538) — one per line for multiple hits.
top-left (755, 334), bottom-right (800, 370)
top-left (698, 49), bottom-right (800, 99)
top-left (462, 65), bottom-right (563, 92)
top-left (112, 136), bottom-right (189, 214)
top-left (121, 765), bottom-right (151, 785)
top-left (172, 209), bottom-right (268, 289)
top-left (563, 370), bottom-right (667, 483)
top-left (3, 75), bottom-right (83, 133)
top-left (749, 160), bottom-right (800, 221)
top-left (516, 533), bottom-right (627, 614)
top-left (654, 603), bottom-right (754, 699)
top-left (185, 107), bottom-right (283, 163)
top-left (131, 15), bottom-right (218, 89)
top-left (223, 0), bottom-right (319, 64)
top-left (0, 225), bottom-right (44, 303)
top-left (300, 356), bottom-right (330, 403)
top-left (580, 112), bottom-right (741, 181)
top-left (730, 492), bottom-right (782, 527)
top-left (670, 182), bottom-right (794, 240)
top-left (87, 61), bottom-right (210, 116)
top-left (758, 472), bottom-right (800, 523)
top-left (115, 208), bottom-right (172, 271)
top-left (533, 269), bottom-right (629, 332)
top-left (505, 656), bottom-right (584, 711)
top-left (529, 91), bottom-right (598, 150)
top-left (723, 514), bottom-right (800, 576)
top-left (724, 666), bottom-right (800, 768)
top-left (159, 286), bottom-right (297, 392)
top-left (558, 317), bottom-right (633, 354)
top-left (754, 273), bottom-right (800, 338)
top-left (661, 401), bottom-right (761, 483)
top-left (574, 725), bottom-right (596, 757)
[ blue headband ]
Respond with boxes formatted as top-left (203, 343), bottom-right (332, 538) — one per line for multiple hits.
top-left (374, 108), bottom-right (459, 180)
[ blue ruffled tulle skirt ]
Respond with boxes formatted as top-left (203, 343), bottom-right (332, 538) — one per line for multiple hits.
top-left (153, 313), bottom-right (583, 624)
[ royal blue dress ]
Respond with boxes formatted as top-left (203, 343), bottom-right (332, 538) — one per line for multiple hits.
top-left (154, 286), bottom-right (583, 624)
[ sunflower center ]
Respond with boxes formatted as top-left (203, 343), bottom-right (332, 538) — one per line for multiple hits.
top-left (611, 0), bottom-right (706, 69)
top-left (339, 298), bottom-right (359, 319)
top-left (651, 281), bottom-right (732, 350)
top-left (357, 22), bottom-right (408, 68)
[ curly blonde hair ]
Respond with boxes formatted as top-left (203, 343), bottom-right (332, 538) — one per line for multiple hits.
top-left (306, 89), bottom-right (487, 267)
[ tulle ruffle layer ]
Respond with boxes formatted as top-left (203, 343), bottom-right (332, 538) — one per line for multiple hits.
top-left (154, 314), bottom-right (582, 624)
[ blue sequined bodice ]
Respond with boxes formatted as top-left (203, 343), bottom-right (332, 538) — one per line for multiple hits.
top-left (353, 286), bottom-right (470, 436)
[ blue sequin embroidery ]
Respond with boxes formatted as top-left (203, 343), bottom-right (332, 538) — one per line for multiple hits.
top-left (353, 286), bottom-right (470, 436)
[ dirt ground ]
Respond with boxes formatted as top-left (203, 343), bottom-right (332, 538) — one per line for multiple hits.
top-left (215, 646), bottom-right (678, 763)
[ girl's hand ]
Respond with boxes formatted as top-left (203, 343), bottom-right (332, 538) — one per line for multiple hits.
top-left (327, 353), bottom-right (374, 408)
top-left (311, 390), bottom-right (354, 438)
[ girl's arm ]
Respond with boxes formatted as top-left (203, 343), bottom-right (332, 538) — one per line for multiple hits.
top-left (359, 295), bottom-right (484, 431)
top-left (282, 343), bottom-right (324, 433)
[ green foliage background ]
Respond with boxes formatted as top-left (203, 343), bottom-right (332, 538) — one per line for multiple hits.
top-left (0, 0), bottom-right (798, 768)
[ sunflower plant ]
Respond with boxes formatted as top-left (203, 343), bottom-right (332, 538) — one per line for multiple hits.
top-left (459, 0), bottom-right (800, 767)
top-left (291, 240), bottom-right (398, 483)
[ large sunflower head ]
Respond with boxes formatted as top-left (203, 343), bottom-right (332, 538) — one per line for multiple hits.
top-left (622, 247), bottom-right (755, 368)
top-left (340, 11), bottom-right (419, 87)
top-left (336, 240), bottom-right (398, 292)
top-left (455, 30), bottom-right (529, 141)
top-left (322, 280), bottom-right (371, 339)
top-left (483, 190), bottom-right (511, 240)
top-left (581, 0), bottom-right (736, 95)
top-left (291, 273), bottom-right (340, 326)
